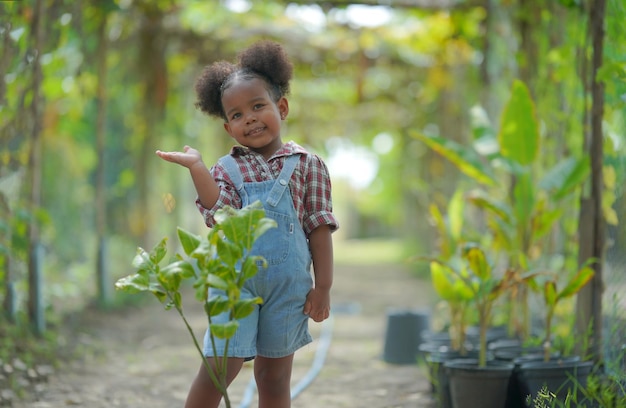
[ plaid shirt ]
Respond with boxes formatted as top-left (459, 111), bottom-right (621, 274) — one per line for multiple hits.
top-left (196, 141), bottom-right (339, 237)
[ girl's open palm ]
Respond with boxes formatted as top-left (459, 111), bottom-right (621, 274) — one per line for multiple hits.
top-left (156, 145), bottom-right (202, 169)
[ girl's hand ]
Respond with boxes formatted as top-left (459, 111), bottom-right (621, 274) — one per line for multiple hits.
top-left (303, 287), bottom-right (331, 323)
top-left (155, 145), bottom-right (203, 169)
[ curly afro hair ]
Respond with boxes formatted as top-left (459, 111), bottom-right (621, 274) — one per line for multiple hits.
top-left (194, 40), bottom-right (293, 120)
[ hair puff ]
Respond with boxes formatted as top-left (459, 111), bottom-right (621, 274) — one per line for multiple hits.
top-left (194, 41), bottom-right (293, 120)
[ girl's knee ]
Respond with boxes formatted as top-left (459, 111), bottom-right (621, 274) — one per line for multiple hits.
top-left (254, 356), bottom-right (293, 393)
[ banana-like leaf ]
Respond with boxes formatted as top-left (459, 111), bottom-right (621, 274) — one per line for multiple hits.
top-left (557, 266), bottom-right (595, 300)
top-left (464, 245), bottom-right (491, 280)
top-left (513, 172), bottom-right (534, 230)
top-left (544, 281), bottom-right (557, 307)
top-left (538, 157), bottom-right (590, 201)
top-left (430, 261), bottom-right (474, 302)
top-left (448, 189), bottom-right (465, 243)
top-left (429, 204), bottom-right (452, 258)
top-left (411, 131), bottom-right (497, 186)
top-left (466, 190), bottom-right (513, 225)
top-left (498, 80), bottom-right (539, 166)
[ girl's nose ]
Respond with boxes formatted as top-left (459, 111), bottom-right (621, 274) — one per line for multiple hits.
top-left (245, 112), bottom-right (257, 124)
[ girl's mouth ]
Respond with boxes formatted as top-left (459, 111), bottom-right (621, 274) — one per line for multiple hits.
top-left (246, 126), bottom-right (266, 136)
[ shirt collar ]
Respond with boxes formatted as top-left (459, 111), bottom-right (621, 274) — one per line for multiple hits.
top-left (229, 141), bottom-right (307, 160)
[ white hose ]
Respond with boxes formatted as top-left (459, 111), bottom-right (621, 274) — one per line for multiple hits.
top-left (239, 313), bottom-right (335, 407)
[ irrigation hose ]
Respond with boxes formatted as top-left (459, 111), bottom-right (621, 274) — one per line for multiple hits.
top-left (239, 313), bottom-right (335, 408)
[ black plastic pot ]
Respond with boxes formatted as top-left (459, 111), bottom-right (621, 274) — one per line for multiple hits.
top-left (444, 358), bottom-right (514, 408)
top-left (425, 351), bottom-right (478, 408)
top-left (382, 309), bottom-right (431, 365)
top-left (518, 359), bottom-right (593, 407)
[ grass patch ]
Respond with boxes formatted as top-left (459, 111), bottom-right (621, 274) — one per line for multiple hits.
top-left (334, 238), bottom-right (407, 265)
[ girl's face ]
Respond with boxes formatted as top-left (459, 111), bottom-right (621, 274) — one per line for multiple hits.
top-left (221, 77), bottom-right (288, 160)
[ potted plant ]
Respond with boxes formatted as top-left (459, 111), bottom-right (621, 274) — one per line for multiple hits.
top-left (115, 202), bottom-right (275, 408)
top-left (413, 80), bottom-right (590, 342)
top-left (415, 191), bottom-right (476, 408)
top-left (433, 243), bottom-right (517, 408)
top-left (516, 262), bottom-right (596, 407)
top-left (419, 189), bottom-right (474, 356)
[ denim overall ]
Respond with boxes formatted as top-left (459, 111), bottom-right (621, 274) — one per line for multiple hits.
top-left (202, 154), bottom-right (313, 359)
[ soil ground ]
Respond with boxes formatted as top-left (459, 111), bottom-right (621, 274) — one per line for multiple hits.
top-left (12, 262), bottom-right (438, 408)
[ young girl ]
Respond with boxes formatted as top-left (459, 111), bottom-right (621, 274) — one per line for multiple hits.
top-left (156, 40), bottom-right (338, 408)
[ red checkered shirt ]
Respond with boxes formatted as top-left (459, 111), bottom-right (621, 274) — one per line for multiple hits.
top-left (196, 141), bottom-right (339, 237)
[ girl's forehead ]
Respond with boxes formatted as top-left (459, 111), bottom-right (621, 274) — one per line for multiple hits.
top-left (222, 77), bottom-right (270, 101)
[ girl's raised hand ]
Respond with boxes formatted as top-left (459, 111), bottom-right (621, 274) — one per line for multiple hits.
top-left (155, 145), bottom-right (202, 168)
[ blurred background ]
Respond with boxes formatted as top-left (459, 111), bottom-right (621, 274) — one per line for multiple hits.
top-left (1, 0), bottom-right (625, 384)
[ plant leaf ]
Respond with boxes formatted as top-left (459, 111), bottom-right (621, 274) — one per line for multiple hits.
top-left (210, 321), bottom-right (239, 339)
top-left (538, 157), bottom-right (590, 200)
top-left (411, 131), bottom-right (497, 186)
top-left (241, 256), bottom-right (263, 281)
top-left (233, 297), bottom-right (263, 319)
top-left (206, 274), bottom-right (229, 291)
top-left (177, 227), bottom-right (201, 256)
top-left (498, 80), bottom-right (539, 166)
top-left (115, 273), bottom-right (150, 293)
top-left (464, 244), bottom-right (491, 280)
top-left (557, 266), bottom-right (595, 300)
top-left (206, 295), bottom-right (230, 317)
top-left (544, 281), bottom-right (557, 307)
top-left (467, 190), bottom-right (513, 224)
top-left (149, 237), bottom-right (168, 264)
top-left (132, 247), bottom-right (154, 272)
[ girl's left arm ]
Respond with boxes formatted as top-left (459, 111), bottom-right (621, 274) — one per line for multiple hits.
top-left (304, 224), bottom-right (334, 323)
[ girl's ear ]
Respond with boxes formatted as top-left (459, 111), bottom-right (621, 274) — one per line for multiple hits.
top-left (223, 122), bottom-right (234, 137)
top-left (278, 97), bottom-right (289, 120)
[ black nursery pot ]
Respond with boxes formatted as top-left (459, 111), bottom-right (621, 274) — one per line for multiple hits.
top-left (518, 359), bottom-right (593, 407)
top-left (444, 359), bottom-right (514, 408)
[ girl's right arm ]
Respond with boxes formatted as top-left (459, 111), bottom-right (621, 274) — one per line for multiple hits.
top-left (155, 145), bottom-right (220, 209)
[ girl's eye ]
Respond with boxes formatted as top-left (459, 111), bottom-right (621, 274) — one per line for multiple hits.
top-left (254, 104), bottom-right (264, 110)
top-left (231, 113), bottom-right (241, 120)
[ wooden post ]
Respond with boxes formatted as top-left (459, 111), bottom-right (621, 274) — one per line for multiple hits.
top-left (576, 0), bottom-right (606, 363)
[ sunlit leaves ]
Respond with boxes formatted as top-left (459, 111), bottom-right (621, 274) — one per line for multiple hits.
top-left (411, 131), bottom-right (497, 186)
top-left (178, 227), bottom-right (201, 256)
top-left (210, 321), bottom-right (239, 340)
top-left (116, 202), bottom-right (275, 350)
top-left (498, 80), bottom-right (539, 166)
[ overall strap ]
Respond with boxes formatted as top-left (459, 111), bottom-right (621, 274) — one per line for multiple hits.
top-left (266, 154), bottom-right (300, 207)
top-left (218, 155), bottom-right (244, 192)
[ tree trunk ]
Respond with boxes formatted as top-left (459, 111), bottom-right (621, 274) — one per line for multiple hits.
top-left (27, 0), bottom-right (45, 335)
top-left (575, 0), bottom-right (606, 363)
top-left (95, 7), bottom-right (111, 307)
top-left (135, 9), bottom-right (168, 248)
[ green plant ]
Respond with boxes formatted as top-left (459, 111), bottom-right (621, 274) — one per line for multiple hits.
top-left (421, 189), bottom-right (474, 354)
top-left (429, 243), bottom-right (520, 367)
top-left (413, 80), bottom-right (590, 340)
top-left (535, 262), bottom-right (595, 362)
top-left (115, 202), bottom-right (276, 408)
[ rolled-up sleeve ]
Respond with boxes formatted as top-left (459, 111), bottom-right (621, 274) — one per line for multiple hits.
top-left (302, 155), bottom-right (339, 236)
top-left (195, 164), bottom-right (241, 228)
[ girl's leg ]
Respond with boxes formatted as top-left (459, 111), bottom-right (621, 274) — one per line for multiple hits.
top-left (254, 354), bottom-right (295, 408)
top-left (185, 357), bottom-right (245, 408)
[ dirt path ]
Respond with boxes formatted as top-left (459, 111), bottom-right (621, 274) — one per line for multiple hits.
top-left (14, 263), bottom-right (437, 408)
